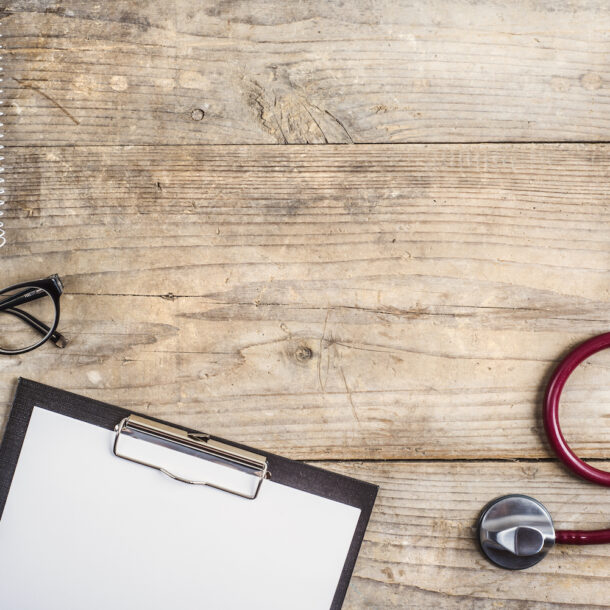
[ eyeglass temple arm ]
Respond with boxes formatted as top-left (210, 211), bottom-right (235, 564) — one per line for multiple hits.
top-left (2, 307), bottom-right (68, 348)
top-left (0, 287), bottom-right (49, 312)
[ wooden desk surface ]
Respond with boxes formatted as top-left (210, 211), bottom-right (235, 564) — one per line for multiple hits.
top-left (2, 1), bottom-right (610, 606)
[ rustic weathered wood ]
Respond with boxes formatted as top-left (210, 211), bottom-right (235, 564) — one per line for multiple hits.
top-left (1, 144), bottom-right (608, 459)
top-left (329, 460), bottom-right (610, 608)
top-left (3, 0), bottom-right (610, 144)
top-left (2, 1), bottom-right (610, 606)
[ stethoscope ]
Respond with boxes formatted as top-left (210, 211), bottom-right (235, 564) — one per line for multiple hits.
top-left (478, 332), bottom-right (610, 569)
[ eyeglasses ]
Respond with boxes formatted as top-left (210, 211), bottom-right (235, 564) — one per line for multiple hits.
top-left (0, 274), bottom-right (68, 355)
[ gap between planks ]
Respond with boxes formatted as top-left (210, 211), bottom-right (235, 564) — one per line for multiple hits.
top-left (5, 141), bottom-right (610, 147)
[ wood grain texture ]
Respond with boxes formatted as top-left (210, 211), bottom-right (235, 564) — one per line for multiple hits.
top-left (1, 144), bottom-right (608, 459)
top-left (329, 460), bottom-right (610, 608)
top-left (3, 3), bottom-right (610, 606)
top-left (3, 0), bottom-right (610, 144)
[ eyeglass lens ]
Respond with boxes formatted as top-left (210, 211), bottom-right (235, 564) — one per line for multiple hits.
top-left (0, 287), bottom-right (57, 352)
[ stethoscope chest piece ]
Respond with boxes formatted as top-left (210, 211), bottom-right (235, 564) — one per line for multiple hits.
top-left (477, 495), bottom-right (555, 570)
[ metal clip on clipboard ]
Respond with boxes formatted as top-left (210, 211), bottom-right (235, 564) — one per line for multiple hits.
top-left (113, 415), bottom-right (269, 499)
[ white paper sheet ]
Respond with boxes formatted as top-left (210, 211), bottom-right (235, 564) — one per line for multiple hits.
top-left (0, 408), bottom-right (361, 610)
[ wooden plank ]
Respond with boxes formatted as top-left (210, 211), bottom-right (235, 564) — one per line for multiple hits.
top-left (329, 460), bottom-right (610, 608)
top-left (1, 144), bottom-right (608, 459)
top-left (3, 1), bottom-right (610, 145)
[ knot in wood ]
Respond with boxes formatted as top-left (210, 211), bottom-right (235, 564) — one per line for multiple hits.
top-left (294, 345), bottom-right (313, 362)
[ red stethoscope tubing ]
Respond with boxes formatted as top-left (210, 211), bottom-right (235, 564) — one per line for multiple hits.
top-left (543, 331), bottom-right (610, 545)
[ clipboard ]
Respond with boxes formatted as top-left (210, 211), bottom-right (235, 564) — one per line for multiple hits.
top-left (0, 378), bottom-right (377, 610)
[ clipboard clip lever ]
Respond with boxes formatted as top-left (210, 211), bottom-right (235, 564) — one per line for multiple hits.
top-left (113, 415), bottom-right (269, 500)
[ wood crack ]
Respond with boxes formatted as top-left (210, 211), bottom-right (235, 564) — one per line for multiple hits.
top-left (13, 77), bottom-right (80, 125)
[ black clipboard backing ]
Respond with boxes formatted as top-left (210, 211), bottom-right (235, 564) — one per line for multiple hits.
top-left (0, 378), bottom-right (377, 609)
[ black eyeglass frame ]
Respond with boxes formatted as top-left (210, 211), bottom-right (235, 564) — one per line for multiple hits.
top-left (0, 274), bottom-right (66, 355)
